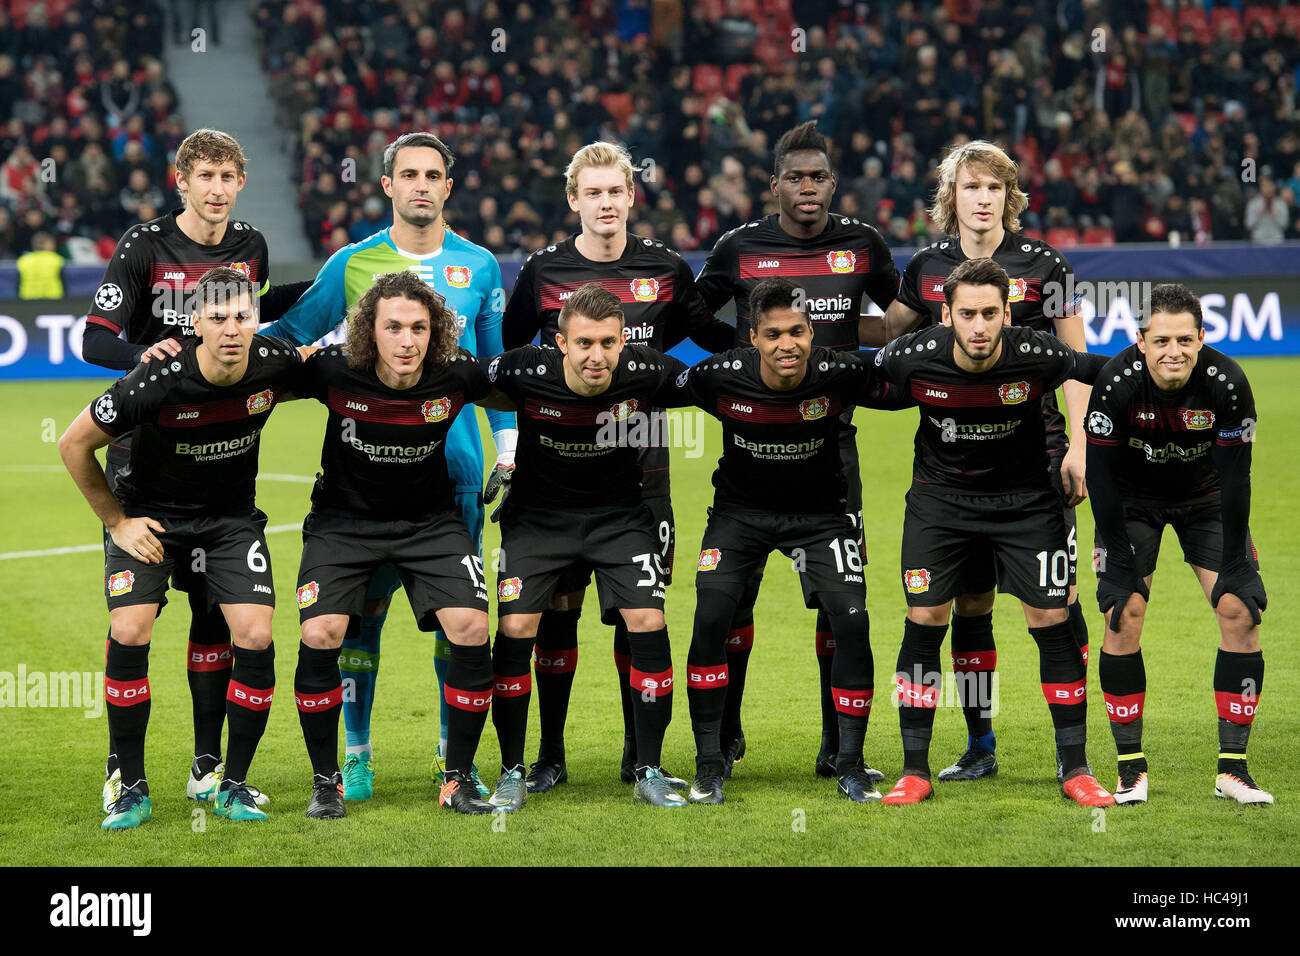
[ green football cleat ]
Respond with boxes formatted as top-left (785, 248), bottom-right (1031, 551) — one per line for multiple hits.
top-left (488, 765), bottom-right (527, 812)
top-left (187, 760), bottom-right (270, 806)
top-left (633, 767), bottom-right (687, 807)
top-left (214, 782), bottom-right (269, 821)
top-left (102, 785), bottom-right (151, 830)
top-left (433, 756), bottom-right (491, 798)
top-left (342, 752), bottom-right (374, 801)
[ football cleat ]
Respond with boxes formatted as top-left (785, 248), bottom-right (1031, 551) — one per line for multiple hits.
top-left (187, 760), bottom-right (270, 806)
top-left (938, 747), bottom-right (999, 782)
top-left (655, 766), bottom-right (689, 791)
top-left (1061, 773), bottom-right (1116, 807)
top-left (306, 772), bottom-right (346, 819)
top-left (619, 735), bottom-right (637, 784)
top-left (1114, 761), bottom-right (1148, 805)
top-left (432, 757), bottom-right (491, 798)
top-left (688, 762), bottom-right (725, 805)
top-left (488, 765), bottom-right (527, 812)
top-left (838, 763), bottom-right (884, 803)
top-left (102, 784), bottom-right (151, 831)
top-left (525, 757), bottom-right (568, 794)
top-left (214, 782), bottom-right (269, 821)
top-left (439, 772), bottom-right (495, 815)
top-left (633, 767), bottom-right (688, 807)
top-left (882, 774), bottom-right (934, 805)
top-left (1215, 769), bottom-right (1274, 805)
top-left (816, 748), bottom-right (884, 782)
top-left (341, 752), bottom-right (374, 801)
top-left (102, 765), bottom-right (122, 814)
top-left (721, 732), bottom-right (746, 780)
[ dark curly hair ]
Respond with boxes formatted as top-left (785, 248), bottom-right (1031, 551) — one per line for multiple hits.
top-left (344, 270), bottom-right (461, 373)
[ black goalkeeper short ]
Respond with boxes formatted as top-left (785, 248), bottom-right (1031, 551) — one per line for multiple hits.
top-left (296, 509), bottom-right (488, 628)
top-left (694, 507), bottom-right (866, 610)
top-left (900, 484), bottom-right (1069, 609)
top-left (498, 503), bottom-right (665, 622)
top-left (1094, 496), bottom-right (1259, 579)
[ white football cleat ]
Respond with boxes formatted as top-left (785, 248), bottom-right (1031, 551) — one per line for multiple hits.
top-left (102, 766), bottom-right (122, 814)
top-left (187, 761), bottom-right (270, 806)
top-left (1114, 766), bottom-right (1148, 805)
top-left (1215, 770), bottom-right (1273, 805)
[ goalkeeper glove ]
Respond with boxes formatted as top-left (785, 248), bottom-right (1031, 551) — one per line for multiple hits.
top-left (484, 462), bottom-right (514, 522)
top-left (1211, 565), bottom-right (1267, 627)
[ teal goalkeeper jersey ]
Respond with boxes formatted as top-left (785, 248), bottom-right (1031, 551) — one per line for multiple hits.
top-left (261, 227), bottom-right (514, 494)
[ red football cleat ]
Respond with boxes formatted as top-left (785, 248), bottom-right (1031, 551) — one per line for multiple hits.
top-left (1062, 773), bottom-right (1116, 807)
top-left (882, 774), bottom-right (934, 805)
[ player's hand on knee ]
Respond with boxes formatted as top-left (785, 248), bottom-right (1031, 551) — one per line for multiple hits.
top-left (1097, 574), bottom-right (1149, 633)
top-left (1211, 567), bottom-right (1267, 627)
top-left (484, 462), bottom-right (514, 522)
top-left (139, 337), bottom-right (182, 365)
top-left (109, 516), bottom-right (166, 564)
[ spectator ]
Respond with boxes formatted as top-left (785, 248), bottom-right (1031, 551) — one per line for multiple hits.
top-left (119, 168), bottom-right (164, 220)
top-left (17, 231), bottom-right (63, 298)
top-left (1245, 175), bottom-right (1290, 244)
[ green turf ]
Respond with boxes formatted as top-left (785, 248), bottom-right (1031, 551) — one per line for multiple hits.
top-left (1, 359), bottom-right (1296, 866)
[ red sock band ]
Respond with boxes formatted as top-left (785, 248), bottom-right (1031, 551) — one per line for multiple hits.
top-left (814, 631), bottom-right (835, 656)
top-left (227, 680), bottom-right (274, 711)
top-left (832, 686), bottom-right (873, 716)
top-left (1215, 690), bottom-right (1260, 724)
top-left (1042, 679), bottom-right (1086, 706)
top-left (294, 685), bottom-right (343, 712)
top-left (445, 684), bottom-right (492, 712)
top-left (686, 663), bottom-right (729, 688)
top-left (188, 640), bottom-right (233, 673)
top-left (105, 676), bottom-right (151, 706)
top-left (535, 646), bottom-right (577, 674)
top-left (725, 625), bottom-right (754, 652)
top-left (631, 666), bottom-right (674, 697)
top-left (895, 675), bottom-right (939, 708)
top-left (951, 650), bottom-right (997, 672)
top-left (1103, 690), bottom-right (1144, 723)
top-left (494, 673), bottom-right (532, 697)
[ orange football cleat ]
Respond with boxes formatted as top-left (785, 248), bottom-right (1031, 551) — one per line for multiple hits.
top-left (1062, 773), bottom-right (1116, 807)
top-left (882, 774), bottom-right (934, 805)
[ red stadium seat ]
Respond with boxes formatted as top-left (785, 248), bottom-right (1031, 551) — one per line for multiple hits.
top-left (1147, 8), bottom-right (1176, 37)
top-left (601, 92), bottom-right (634, 132)
top-left (1281, 5), bottom-right (1300, 35)
top-left (1211, 7), bottom-right (1244, 43)
top-left (692, 64), bottom-right (725, 99)
top-left (724, 63), bottom-right (755, 98)
top-left (1022, 228), bottom-right (1044, 241)
top-left (1175, 111), bottom-right (1199, 138)
top-left (700, 0), bottom-right (725, 20)
top-left (1046, 227), bottom-right (1080, 248)
top-left (1083, 226), bottom-right (1116, 246)
top-left (1244, 6), bottom-right (1277, 37)
top-left (1177, 7), bottom-right (1211, 44)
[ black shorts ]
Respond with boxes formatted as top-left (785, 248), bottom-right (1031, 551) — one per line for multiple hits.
top-left (840, 420), bottom-right (864, 546)
top-left (1095, 497), bottom-right (1259, 579)
top-left (900, 484), bottom-right (1069, 609)
top-left (297, 509), bottom-right (488, 629)
top-left (498, 504), bottom-right (665, 621)
top-left (694, 508), bottom-right (865, 610)
top-left (554, 494), bottom-right (675, 593)
top-left (104, 509), bottom-right (275, 611)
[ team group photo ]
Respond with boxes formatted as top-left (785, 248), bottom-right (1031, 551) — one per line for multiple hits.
top-left (1, 0), bottom-right (1297, 883)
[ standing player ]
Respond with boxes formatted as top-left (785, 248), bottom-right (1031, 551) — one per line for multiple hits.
top-left (1086, 284), bottom-right (1271, 805)
top-left (880, 140), bottom-right (1092, 783)
top-left (287, 272), bottom-right (496, 817)
top-left (82, 129), bottom-right (308, 812)
top-left (665, 277), bottom-right (907, 805)
top-left (481, 283), bottom-right (690, 809)
top-left (694, 120), bottom-right (900, 779)
top-left (59, 268), bottom-right (302, 828)
top-left (259, 132), bottom-right (516, 801)
top-left (872, 259), bottom-right (1112, 807)
top-left (500, 140), bottom-right (732, 792)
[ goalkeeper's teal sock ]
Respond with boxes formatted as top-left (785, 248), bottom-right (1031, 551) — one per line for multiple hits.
top-left (433, 630), bottom-right (451, 755)
top-left (341, 611), bottom-right (386, 754)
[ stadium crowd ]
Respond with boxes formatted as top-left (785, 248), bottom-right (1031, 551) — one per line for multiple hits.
top-left (3, 0), bottom-right (1300, 263)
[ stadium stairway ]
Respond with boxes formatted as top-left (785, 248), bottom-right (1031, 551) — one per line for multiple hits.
top-left (163, 6), bottom-right (313, 261)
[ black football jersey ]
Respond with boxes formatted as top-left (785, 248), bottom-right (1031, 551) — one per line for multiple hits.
top-left (873, 324), bottom-right (1105, 494)
top-left (1084, 344), bottom-right (1256, 504)
top-left (89, 335), bottom-right (300, 516)
top-left (695, 213), bottom-right (900, 350)
top-left (486, 343), bottom-right (687, 511)
top-left (669, 346), bottom-right (899, 515)
top-left (292, 347), bottom-right (492, 519)
top-left (86, 208), bottom-right (271, 347)
top-left (897, 231), bottom-right (1079, 453)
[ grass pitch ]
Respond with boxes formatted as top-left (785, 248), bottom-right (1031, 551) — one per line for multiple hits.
top-left (1, 359), bottom-right (1296, 867)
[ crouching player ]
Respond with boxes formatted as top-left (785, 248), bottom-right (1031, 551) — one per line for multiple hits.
top-left (1086, 283), bottom-right (1271, 805)
top-left (872, 258), bottom-right (1113, 807)
top-left (478, 282), bottom-right (691, 809)
top-left (285, 271), bottom-right (497, 816)
top-left (58, 267), bottom-right (302, 828)
top-left (666, 277), bottom-right (908, 805)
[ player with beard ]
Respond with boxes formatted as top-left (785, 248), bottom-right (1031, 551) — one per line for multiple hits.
top-left (1086, 284), bottom-right (1270, 805)
top-left (480, 283), bottom-right (691, 810)
top-left (872, 258), bottom-right (1113, 808)
top-left (259, 132), bottom-right (515, 802)
top-left (82, 129), bottom-right (310, 814)
top-left (694, 121), bottom-right (899, 781)
top-left (879, 141), bottom-right (1092, 784)
top-left (499, 141), bottom-right (731, 793)
top-left (60, 268), bottom-right (305, 828)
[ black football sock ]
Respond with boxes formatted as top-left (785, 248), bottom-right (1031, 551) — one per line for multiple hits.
top-left (491, 633), bottom-right (535, 772)
top-left (896, 619), bottom-right (946, 777)
top-left (950, 611), bottom-right (995, 741)
top-left (689, 588), bottom-right (738, 767)
top-left (444, 641), bottom-right (493, 775)
top-left (187, 588), bottom-right (233, 766)
top-left (1068, 599), bottom-right (1091, 671)
top-left (105, 637), bottom-right (151, 794)
top-left (815, 610), bottom-right (838, 755)
top-left (1030, 621), bottom-right (1088, 776)
top-left (627, 627), bottom-right (673, 769)
top-left (824, 595), bottom-right (873, 775)
top-left (1099, 649), bottom-right (1146, 768)
top-left (294, 643), bottom-right (343, 778)
top-left (223, 644), bottom-right (274, 786)
top-left (613, 622), bottom-right (636, 758)
top-left (720, 572), bottom-right (759, 745)
top-left (533, 608), bottom-right (579, 762)
top-left (103, 631), bottom-right (120, 778)
top-left (1214, 649), bottom-right (1263, 772)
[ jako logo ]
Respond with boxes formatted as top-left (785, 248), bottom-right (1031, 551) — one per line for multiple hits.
top-left (49, 886), bottom-right (151, 936)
